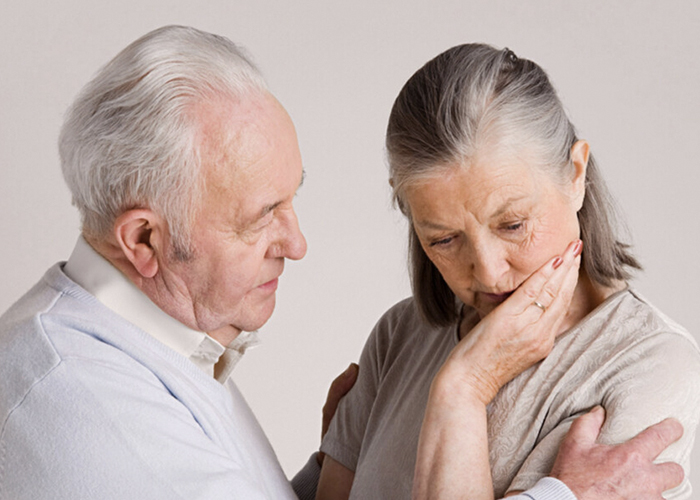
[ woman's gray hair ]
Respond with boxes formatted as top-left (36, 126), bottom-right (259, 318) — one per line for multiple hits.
top-left (59, 25), bottom-right (267, 259)
top-left (386, 43), bottom-right (641, 326)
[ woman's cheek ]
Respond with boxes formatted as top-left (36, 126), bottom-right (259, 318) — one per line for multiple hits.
top-left (517, 226), bottom-right (566, 274)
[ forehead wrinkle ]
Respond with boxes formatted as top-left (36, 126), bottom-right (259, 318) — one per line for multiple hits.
top-left (411, 162), bottom-right (539, 232)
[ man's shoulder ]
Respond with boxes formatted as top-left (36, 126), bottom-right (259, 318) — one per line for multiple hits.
top-left (0, 262), bottom-right (107, 352)
top-left (0, 264), bottom-right (95, 418)
top-left (1, 265), bottom-right (68, 390)
top-left (0, 263), bottom-right (168, 424)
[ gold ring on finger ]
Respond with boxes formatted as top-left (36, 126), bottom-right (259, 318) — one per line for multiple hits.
top-left (532, 301), bottom-right (547, 313)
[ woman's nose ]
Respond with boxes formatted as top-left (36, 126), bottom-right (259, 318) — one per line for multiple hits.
top-left (469, 241), bottom-right (509, 289)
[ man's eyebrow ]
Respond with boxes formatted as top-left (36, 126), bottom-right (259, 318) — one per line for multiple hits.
top-left (258, 201), bottom-right (282, 219)
top-left (254, 169), bottom-right (306, 221)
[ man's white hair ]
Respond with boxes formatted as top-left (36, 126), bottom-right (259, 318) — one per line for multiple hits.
top-left (59, 25), bottom-right (267, 259)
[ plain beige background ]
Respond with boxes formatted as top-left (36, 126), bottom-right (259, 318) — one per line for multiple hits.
top-left (1, 0), bottom-right (699, 493)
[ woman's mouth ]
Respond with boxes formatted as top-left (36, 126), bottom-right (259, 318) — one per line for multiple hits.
top-left (480, 290), bottom-right (515, 304)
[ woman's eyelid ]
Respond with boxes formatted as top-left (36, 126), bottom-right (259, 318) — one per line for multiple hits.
top-left (497, 214), bottom-right (528, 231)
top-left (429, 234), bottom-right (456, 247)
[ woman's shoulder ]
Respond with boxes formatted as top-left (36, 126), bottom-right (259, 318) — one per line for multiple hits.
top-left (369, 296), bottom-right (456, 349)
top-left (375, 296), bottom-right (447, 331)
top-left (575, 288), bottom-right (700, 365)
top-left (610, 288), bottom-right (697, 347)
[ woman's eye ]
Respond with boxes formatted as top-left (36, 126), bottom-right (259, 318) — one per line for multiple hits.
top-left (429, 236), bottom-right (454, 247)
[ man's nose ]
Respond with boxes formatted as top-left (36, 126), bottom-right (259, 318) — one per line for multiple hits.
top-left (276, 208), bottom-right (306, 261)
top-left (286, 215), bottom-right (307, 261)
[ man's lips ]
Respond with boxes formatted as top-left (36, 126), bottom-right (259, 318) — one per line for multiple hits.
top-left (258, 277), bottom-right (279, 291)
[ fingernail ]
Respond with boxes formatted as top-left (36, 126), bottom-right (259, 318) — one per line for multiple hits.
top-left (552, 257), bottom-right (563, 269)
top-left (591, 405), bottom-right (604, 415)
top-left (343, 363), bottom-right (356, 377)
top-left (573, 240), bottom-right (583, 257)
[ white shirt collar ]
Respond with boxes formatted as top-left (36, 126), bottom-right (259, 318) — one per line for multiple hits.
top-left (63, 237), bottom-right (259, 382)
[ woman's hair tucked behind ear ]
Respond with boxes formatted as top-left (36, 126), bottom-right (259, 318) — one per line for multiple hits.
top-left (59, 25), bottom-right (267, 259)
top-left (386, 43), bottom-right (641, 326)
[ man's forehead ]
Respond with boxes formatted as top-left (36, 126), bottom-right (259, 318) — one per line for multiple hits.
top-left (196, 93), bottom-right (275, 151)
top-left (192, 92), bottom-right (302, 226)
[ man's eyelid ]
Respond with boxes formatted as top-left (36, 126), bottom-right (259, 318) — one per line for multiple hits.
top-left (501, 220), bottom-right (524, 228)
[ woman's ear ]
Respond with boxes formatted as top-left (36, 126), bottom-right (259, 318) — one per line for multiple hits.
top-left (112, 209), bottom-right (167, 279)
top-left (570, 140), bottom-right (590, 211)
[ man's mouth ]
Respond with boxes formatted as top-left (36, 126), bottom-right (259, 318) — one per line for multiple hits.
top-left (258, 277), bottom-right (279, 291)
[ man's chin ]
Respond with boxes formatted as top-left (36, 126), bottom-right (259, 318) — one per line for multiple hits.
top-left (232, 297), bottom-right (277, 333)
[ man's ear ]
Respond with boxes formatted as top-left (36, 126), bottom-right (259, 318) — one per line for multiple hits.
top-left (570, 140), bottom-right (590, 211)
top-left (113, 209), bottom-right (167, 279)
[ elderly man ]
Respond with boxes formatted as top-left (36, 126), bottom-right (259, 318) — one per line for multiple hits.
top-left (0, 25), bottom-right (684, 500)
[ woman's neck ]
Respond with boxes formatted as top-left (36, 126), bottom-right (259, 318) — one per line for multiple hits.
top-left (559, 269), bottom-right (626, 335)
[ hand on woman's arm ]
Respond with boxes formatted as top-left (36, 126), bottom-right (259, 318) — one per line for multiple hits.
top-left (549, 407), bottom-right (684, 500)
top-left (316, 365), bottom-right (358, 500)
top-left (413, 240), bottom-right (583, 500)
top-left (316, 457), bottom-right (354, 500)
top-left (292, 364), bottom-right (358, 500)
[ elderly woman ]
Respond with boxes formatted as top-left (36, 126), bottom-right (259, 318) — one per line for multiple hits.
top-left (316, 44), bottom-right (700, 499)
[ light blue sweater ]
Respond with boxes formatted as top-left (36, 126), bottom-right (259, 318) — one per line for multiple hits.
top-left (0, 263), bottom-right (306, 499)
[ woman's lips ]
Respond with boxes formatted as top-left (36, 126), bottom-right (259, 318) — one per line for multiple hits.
top-left (480, 290), bottom-right (514, 303)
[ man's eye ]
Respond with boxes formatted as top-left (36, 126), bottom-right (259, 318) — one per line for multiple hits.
top-left (502, 221), bottom-right (524, 231)
top-left (251, 213), bottom-right (274, 232)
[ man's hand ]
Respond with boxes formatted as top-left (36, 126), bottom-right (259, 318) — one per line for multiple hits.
top-left (550, 406), bottom-right (684, 500)
top-left (318, 363), bottom-right (359, 464)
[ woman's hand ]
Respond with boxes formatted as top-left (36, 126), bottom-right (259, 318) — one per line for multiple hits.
top-left (436, 238), bottom-right (582, 406)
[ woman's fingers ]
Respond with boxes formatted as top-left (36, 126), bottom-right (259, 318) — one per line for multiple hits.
top-left (542, 250), bottom-right (582, 335)
top-left (482, 239), bottom-right (582, 370)
top-left (503, 239), bottom-right (582, 319)
top-left (533, 240), bottom-right (582, 312)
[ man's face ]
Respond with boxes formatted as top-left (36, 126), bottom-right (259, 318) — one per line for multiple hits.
top-left (159, 92), bottom-right (307, 339)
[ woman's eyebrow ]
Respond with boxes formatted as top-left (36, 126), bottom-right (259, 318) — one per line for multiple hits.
top-left (414, 219), bottom-right (451, 231)
top-left (489, 194), bottom-right (529, 218)
top-left (414, 194), bottom-right (530, 230)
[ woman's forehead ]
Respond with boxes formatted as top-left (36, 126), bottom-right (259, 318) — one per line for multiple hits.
top-left (406, 161), bottom-right (547, 221)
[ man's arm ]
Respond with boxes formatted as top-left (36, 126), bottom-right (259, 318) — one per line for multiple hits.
top-left (291, 364), bottom-right (358, 500)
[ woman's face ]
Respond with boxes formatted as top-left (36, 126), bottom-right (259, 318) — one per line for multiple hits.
top-left (405, 144), bottom-right (587, 319)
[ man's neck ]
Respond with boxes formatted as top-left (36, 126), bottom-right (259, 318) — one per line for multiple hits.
top-left (86, 235), bottom-right (243, 347)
